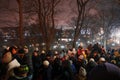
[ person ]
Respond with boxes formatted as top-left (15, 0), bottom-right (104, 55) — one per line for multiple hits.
top-left (75, 55), bottom-right (86, 74)
top-left (0, 50), bottom-right (20, 80)
top-left (32, 50), bottom-right (42, 80)
top-left (15, 48), bottom-right (33, 80)
top-left (23, 46), bottom-right (33, 80)
top-left (52, 57), bottom-right (62, 80)
top-left (59, 60), bottom-right (74, 80)
top-left (86, 58), bottom-right (97, 78)
top-left (87, 62), bottom-right (120, 80)
top-left (98, 57), bottom-right (106, 64)
top-left (9, 46), bottom-right (18, 59)
top-left (41, 60), bottom-right (53, 80)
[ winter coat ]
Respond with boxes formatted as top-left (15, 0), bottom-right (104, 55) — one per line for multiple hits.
top-left (32, 55), bottom-right (42, 80)
top-left (59, 60), bottom-right (74, 80)
top-left (88, 62), bottom-right (120, 80)
top-left (8, 76), bottom-right (29, 80)
top-left (42, 65), bottom-right (53, 80)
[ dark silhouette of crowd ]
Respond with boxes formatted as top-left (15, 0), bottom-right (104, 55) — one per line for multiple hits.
top-left (0, 43), bottom-right (120, 80)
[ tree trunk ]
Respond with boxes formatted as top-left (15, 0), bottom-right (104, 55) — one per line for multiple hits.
top-left (17, 0), bottom-right (24, 46)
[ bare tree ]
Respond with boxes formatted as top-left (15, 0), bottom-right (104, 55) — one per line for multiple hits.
top-left (24, 0), bottom-right (61, 50)
top-left (95, 0), bottom-right (120, 48)
top-left (69, 0), bottom-right (90, 47)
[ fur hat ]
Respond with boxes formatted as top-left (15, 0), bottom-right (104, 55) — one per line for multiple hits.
top-left (99, 57), bottom-right (106, 62)
top-left (43, 60), bottom-right (49, 67)
top-left (41, 50), bottom-right (45, 54)
top-left (89, 58), bottom-right (95, 62)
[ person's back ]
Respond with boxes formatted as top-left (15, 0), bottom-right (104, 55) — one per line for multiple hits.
top-left (87, 62), bottom-right (120, 80)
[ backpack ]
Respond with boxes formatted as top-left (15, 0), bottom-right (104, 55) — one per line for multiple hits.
top-left (79, 66), bottom-right (87, 77)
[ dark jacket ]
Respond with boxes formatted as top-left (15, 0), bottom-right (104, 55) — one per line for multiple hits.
top-left (59, 60), bottom-right (74, 80)
top-left (87, 62), bottom-right (120, 80)
top-left (8, 76), bottom-right (29, 80)
top-left (42, 65), bottom-right (53, 80)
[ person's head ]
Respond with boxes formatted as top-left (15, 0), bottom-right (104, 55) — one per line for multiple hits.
top-left (23, 46), bottom-right (29, 54)
top-left (98, 57), bottom-right (106, 64)
top-left (64, 55), bottom-right (69, 60)
top-left (78, 55), bottom-right (84, 61)
top-left (43, 60), bottom-right (50, 68)
top-left (89, 58), bottom-right (95, 62)
top-left (41, 50), bottom-right (46, 54)
top-left (2, 51), bottom-right (12, 63)
top-left (33, 51), bottom-right (38, 56)
top-left (18, 49), bottom-right (25, 58)
top-left (78, 46), bottom-right (83, 49)
top-left (93, 51), bottom-right (98, 57)
top-left (111, 60), bottom-right (116, 64)
top-left (9, 46), bottom-right (18, 55)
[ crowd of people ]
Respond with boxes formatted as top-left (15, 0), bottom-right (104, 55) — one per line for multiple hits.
top-left (0, 43), bottom-right (120, 80)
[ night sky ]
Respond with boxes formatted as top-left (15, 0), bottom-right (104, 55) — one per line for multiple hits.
top-left (0, 0), bottom-right (76, 28)
top-left (0, 0), bottom-right (119, 28)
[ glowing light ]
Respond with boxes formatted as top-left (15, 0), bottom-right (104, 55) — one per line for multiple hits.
top-left (80, 42), bottom-right (84, 46)
top-left (61, 45), bottom-right (65, 49)
top-left (76, 42), bottom-right (79, 44)
top-left (68, 38), bottom-right (72, 41)
top-left (61, 38), bottom-right (68, 42)
top-left (112, 43), bottom-right (115, 46)
top-left (53, 45), bottom-right (58, 49)
top-left (4, 39), bottom-right (7, 42)
top-left (87, 41), bottom-right (92, 44)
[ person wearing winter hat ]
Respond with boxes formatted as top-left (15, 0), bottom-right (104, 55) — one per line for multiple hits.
top-left (86, 58), bottom-right (97, 73)
top-left (98, 57), bottom-right (106, 64)
top-left (15, 48), bottom-right (33, 80)
top-left (43, 60), bottom-right (50, 67)
top-left (87, 62), bottom-right (120, 80)
top-left (42, 60), bottom-right (52, 80)
top-left (0, 51), bottom-right (13, 80)
top-left (0, 51), bottom-right (20, 80)
top-left (86, 58), bottom-right (97, 79)
top-left (22, 47), bottom-right (34, 80)
top-left (23, 46), bottom-right (29, 54)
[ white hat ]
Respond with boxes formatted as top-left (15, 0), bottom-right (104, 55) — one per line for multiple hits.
top-left (41, 50), bottom-right (45, 54)
top-left (72, 48), bottom-right (77, 54)
top-left (43, 60), bottom-right (49, 67)
top-left (89, 58), bottom-right (95, 62)
top-left (99, 57), bottom-right (106, 62)
top-left (54, 51), bottom-right (58, 54)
